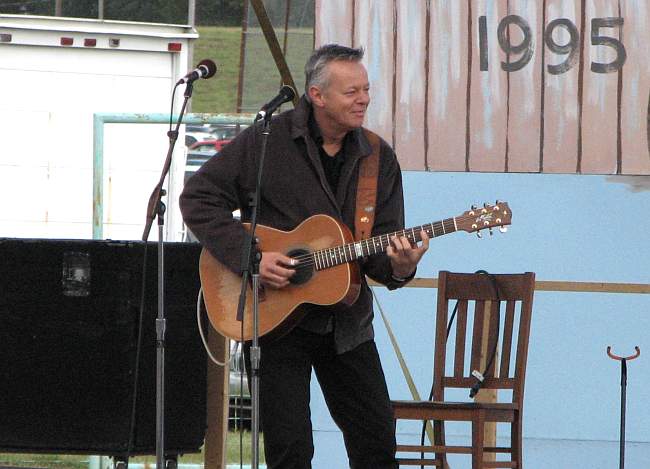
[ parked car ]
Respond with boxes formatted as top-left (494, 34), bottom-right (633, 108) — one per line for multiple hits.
top-left (208, 123), bottom-right (248, 140)
top-left (183, 123), bottom-right (216, 146)
top-left (229, 341), bottom-right (251, 429)
top-left (184, 145), bottom-right (217, 183)
top-left (186, 124), bottom-right (212, 133)
top-left (185, 123), bottom-right (249, 153)
top-left (185, 130), bottom-right (214, 147)
top-left (189, 138), bottom-right (232, 153)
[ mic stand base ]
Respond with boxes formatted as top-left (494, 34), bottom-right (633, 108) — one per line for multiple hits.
top-left (250, 273), bottom-right (261, 469)
top-left (156, 203), bottom-right (166, 469)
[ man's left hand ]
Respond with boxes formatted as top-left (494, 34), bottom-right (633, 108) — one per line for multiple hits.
top-left (387, 229), bottom-right (429, 279)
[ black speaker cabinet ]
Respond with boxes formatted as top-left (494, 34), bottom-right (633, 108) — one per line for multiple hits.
top-left (0, 238), bottom-right (207, 456)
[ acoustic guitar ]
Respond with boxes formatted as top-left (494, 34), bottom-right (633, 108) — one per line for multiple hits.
top-left (199, 202), bottom-right (512, 341)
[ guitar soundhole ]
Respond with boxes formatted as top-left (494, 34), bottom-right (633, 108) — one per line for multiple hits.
top-left (287, 248), bottom-right (313, 285)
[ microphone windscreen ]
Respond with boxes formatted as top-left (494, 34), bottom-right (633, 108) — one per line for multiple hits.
top-left (197, 59), bottom-right (217, 79)
top-left (280, 84), bottom-right (296, 102)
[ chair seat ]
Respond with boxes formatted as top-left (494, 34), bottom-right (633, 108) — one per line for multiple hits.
top-left (393, 400), bottom-right (519, 410)
top-left (393, 400), bottom-right (520, 423)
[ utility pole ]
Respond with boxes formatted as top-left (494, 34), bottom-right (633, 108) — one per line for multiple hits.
top-left (54, 0), bottom-right (62, 16)
top-left (98, 0), bottom-right (104, 19)
top-left (186, 0), bottom-right (196, 111)
top-left (188, 0), bottom-right (196, 26)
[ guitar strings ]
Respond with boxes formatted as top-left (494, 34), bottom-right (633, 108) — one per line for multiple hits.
top-left (288, 214), bottom-right (495, 267)
top-left (282, 213), bottom-right (503, 271)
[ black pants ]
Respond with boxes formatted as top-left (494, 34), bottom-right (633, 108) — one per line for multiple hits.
top-left (246, 328), bottom-right (398, 469)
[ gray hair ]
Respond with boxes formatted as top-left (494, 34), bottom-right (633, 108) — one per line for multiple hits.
top-left (304, 44), bottom-right (364, 101)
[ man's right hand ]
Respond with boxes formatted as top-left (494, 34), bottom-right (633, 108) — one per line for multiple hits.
top-left (259, 252), bottom-right (297, 289)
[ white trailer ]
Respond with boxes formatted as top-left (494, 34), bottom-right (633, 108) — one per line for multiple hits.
top-left (0, 14), bottom-right (197, 241)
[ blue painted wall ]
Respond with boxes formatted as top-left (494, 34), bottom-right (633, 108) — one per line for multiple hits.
top-left (309, 172), bottom-right (650, 468)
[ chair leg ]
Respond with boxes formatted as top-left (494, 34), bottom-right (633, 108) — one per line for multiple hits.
top-left (433, 419), bottom-right (449, 469)
top-left (511, 415), bottom-right (523, 468)
top-left (472, 411), bottom-right (485, 469)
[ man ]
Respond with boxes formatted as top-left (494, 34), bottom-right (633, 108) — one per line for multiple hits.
top-left (180, 44), bottom-right (429, 468)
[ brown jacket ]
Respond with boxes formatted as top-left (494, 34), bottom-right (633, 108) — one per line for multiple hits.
top-left (179, 96), bottom-right (411, 353)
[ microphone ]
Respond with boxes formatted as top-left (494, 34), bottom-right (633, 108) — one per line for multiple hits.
top-left (177, 59), bottom-right (217, 85)
top-left (255, 85), bottom-right (296, 121)
top-left (469, 370), bottom-right (484, 398)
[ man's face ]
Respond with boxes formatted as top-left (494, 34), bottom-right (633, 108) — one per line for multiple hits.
top-left (311, 60), bottom-right (370, 133)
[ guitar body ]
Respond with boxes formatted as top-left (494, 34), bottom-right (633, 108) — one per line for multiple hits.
top-left (199, 214), bottom-right (361, 341)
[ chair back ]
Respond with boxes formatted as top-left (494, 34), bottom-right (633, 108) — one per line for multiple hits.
top-left (432, 271), bottom-right (536, 406)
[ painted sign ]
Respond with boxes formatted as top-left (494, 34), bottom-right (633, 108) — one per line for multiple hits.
top-left (315, 0), bottom-right (650, 175)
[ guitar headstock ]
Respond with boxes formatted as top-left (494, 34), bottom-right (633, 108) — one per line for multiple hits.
top-left (456, 201), bottom-right (512, 236)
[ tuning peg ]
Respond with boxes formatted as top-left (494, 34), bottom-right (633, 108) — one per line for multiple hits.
top-left (489, 228), bottom-right (493, 236)
top-left (477, 231), bottom-right (483, 238)
top-left (471, 204), bottom-right (478, 210)
top-left (499, 226), bottom-right (508, 233)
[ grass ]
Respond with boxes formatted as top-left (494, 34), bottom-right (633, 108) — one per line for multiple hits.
top-left (191, 26), bottom-right (243, 114)
top-left (191, 26), bottom-right (314, 114)
top-left (225, 430), bottom-right (266, 465)
top-left (0, 431), bottom-right (264, 467)
top-left (0, 452), bottom-right (88, 468)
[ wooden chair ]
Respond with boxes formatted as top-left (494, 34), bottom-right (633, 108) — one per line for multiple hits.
top-left (392, 271), bottom-right (536, 468)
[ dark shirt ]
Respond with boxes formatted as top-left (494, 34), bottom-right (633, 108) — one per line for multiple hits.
top-left (309, 111), bottom-right (346, 194)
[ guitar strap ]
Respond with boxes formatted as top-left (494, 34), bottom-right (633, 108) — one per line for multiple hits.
top-left (355, 128), bottom-right (380, 241)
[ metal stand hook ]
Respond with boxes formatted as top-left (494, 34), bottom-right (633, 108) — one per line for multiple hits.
top-left (607, 346), bottom-right (641, 362)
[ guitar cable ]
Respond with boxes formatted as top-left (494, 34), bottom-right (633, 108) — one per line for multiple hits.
top-left (195, 287), bottom-right (227, 367)
top-left (468, 271), bottom-right (501, 399)
top-left (123, 240), bottom-right (151, 467)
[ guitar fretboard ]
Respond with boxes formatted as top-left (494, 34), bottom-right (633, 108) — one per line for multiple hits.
top-left (309, 217), bottom-right (457, 271)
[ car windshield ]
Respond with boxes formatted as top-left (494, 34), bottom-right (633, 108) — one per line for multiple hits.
top-left (209, 124), bottom-right (248, 140)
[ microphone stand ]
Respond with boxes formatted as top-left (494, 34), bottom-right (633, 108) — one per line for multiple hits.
top-left (142, 81), bottom-right (194, 469)
top-left (607, 346), bottom-right (641, 469)
top-left (237, 114), bottom-right (272, 469)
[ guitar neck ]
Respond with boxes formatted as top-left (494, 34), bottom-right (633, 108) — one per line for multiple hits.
top-left (311, 217), bottom-right (457, 271)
